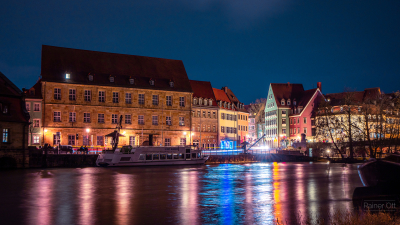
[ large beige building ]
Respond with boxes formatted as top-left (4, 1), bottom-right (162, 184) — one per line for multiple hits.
top-left (40, 45), bottom-right (193, 148)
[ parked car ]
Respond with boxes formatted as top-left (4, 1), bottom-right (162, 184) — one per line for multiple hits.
top-left (59, 145), bottom-right (73, 154)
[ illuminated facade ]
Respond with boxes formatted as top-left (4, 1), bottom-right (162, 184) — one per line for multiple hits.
top-left (24, 80), bottom-right (43, 146)
top-left (40, 45), bottom-right (192, 147)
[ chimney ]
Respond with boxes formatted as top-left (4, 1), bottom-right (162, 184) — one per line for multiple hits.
top-left (317, 82), bottom-right (322, 92)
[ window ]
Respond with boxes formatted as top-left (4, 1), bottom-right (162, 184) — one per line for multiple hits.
top-left (282, 110), bottom-right (286, 115)
top-left (166, 96), bottom-right (172, 106)
top-left (304, 117), bottom-right (307, 124)
top-left (152, 95), bottom-right (159, 105)
top-left (68, 135), bottom-right (75, 145)
top-left (282, 118), bottom-right (286, 124)
top-left (129, 136), bottom-right (135, 146)
top-left (282, 128), bottom-right (286, 134)
top-left (180, 138), bottom-right (186, 146)
top-left (125, 114), bottom-right (131, 124)
top-left (53, 132), bottom-right (60, 145)
top-left (213, 126), bottom-right (216, 132)
top-left (221, 113), bottom-right (225, 119)
top-left (203, 111), bottom-right (206, 118)
top-left (125, 93), bottom-right (132, 104)
top-left (213, 112), bottom-right (216, 118)
top-left (150, 79), bottom-right (154, 85)
top-left (208, 112), bottom-right (211, 118)
top-left (209, 99), bottom-right (212, 105)
top-left (33, 135), bottom-right (40, 144)
top-left (98, 114), bottom-right (104, 123)
top-left (138, 115), bottom-right (144, 125)
top-left (54, 111), bottom-right (61, 122)
top-left (97, 136), bottom-right (104, 146)
top-left (83, 135), bottom-right (89, 146)
top-left (88, 74), bottom-right (93, 81)
top-left (169, 81), bottom-right (174, 87)
top-left (179, 97), bottom-right (185, 107)
top-left (297, 118), bottom-right (300, 124)
top-left (113, 92), bottom-right (119, 103)
top-left (179, 117), bottom-right (184, 126)
top-left (99, 91), bottom-right (105, 102)
top-left (54, 88), bottom-right (61, 100)
top-left (298, 128), bottom-right (300, 133)
top-left (204, 99), bottom-right (208, 106)
top-left (152, 115), bottom-right (158, 125)
top-left (69, 89), bottom-right (76, 101)
top-left (84, 113), bottom-right (91, 123)
top-left (2, 128), bottom-right (9, 143)
top-left (66, 73), bottom-right (70, 79)
top-left (287, 99), bottom-right (291, 105)
top-left (129, 78), bottom-right (134, 84)
top-left (69, 112), bottom-right (76, 123)
top-left (166, 116), bottom-right (171, 125)
top-left (304, 127), bottom-right (307, 134)
top-left (112, 114), bottom-right (118, 124)
top-left (84, 90), bottom-right (91, 101)
top-left (193, 98), bottom-right (197, 105)
top-left (32, 119), bottom-right (40, 127)
top-left (281, 99), bottom-right (285, 105)
top-left (197, 111), bottom-right (200, 117)
top-left (165, 138), bottom-right (171, 146)
top-left (109, 76), bottom-right (114, 82)
top-left (221, 126), bottom-right (225, 133)
top-left (139, 94), bottom-right (145, 105)
top-left (26, 103), bottom-right (30, 112)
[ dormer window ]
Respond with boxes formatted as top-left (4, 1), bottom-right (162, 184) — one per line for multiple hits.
top-left (88, 74), bottom-right (93, 81)
top-left (287, 99), bottom-right (291, 105)
top-left (30, 89), bottom-right (35, 95)
top-left (66, 73), bottom-right (70, 79)
top-left (219, 101), bottom-right (222, 107)
top-left (193, 98), bottom-right (197, 105)
top-left (129, 78), bottom-right (134, 84)
top-left (169, 81), bottom-right (174, 87)
top-left (209, 99), bottom-right (212, 106)
top-left (293, 100), bottom-right (297, 106)
top-left (224, 102), bottom-right (227, 108)
top-left (109, 76), bottom-right (114, 82)
top-left (199, 98), bottom-right (203, 105)
top-left (228, 103), bottom-right (231, 109)
top-left (340, 107), bottom-right (343, 112)
top-left (281, 99), bottom-right (285, 105)
top-left (150, 79), bottom-right (154, 85)
top-left (204, 99), bottom-right (208, 106)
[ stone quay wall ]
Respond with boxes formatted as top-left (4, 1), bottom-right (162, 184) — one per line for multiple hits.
top-left (0, 149), bottom-right (29, 168)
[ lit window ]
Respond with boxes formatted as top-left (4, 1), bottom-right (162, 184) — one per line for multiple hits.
top-left (180, 138), bottom-right (186, 146)
top-left (204, 99), bottom-right (208, 106)
top-left (2, 128), bottom-right (9, 143)
top-left (129, 136), bottom-right (135, 146)
top-left (69, 112), bottom-right (76, 122)
top-left (33, 135), bottom-right (40, 144)
top-left (66, 73), bottom-right (70, 79)
top-left (150, 79), bottom-right (154, 85)
top-left (179, 117), bottom-right (185, 126)
top-left (53, 132), bottom-right (60, 145)
top-left (209, 99), bottom-right (212, 105)
top-left (193, 98), bottom-right (197, 105)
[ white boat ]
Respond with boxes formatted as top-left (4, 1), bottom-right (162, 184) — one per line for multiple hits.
top-left (96, 145), bottom-right (209, 167)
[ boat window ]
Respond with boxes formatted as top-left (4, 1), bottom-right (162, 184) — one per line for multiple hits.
top-left (192, 153), bottom-right (196, 158)
top-left (186, 149), bottom-right (191, 153)
top-left (179, 153), bottom-right (184, 159)
top-left (146, 154), bottom-right (152, 160)
top-left (120, 157), bottom-right (131, 161)
top-left (173, 154), bottom-right (178, 159)
top-left (167, 154), bottom-right (172, 159)
top-left (186, 154), bottom-right (191, 159)
top-left (197, 153), bottom-right (201, 158)
top-left (153, 154), bottom-right (160, 160)
top-left (160, 154), bottom-right (166, 160)
top-left (139, 154), bottom-right (145, 160)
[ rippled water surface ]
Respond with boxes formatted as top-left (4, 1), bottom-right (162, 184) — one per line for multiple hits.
top-left (0, 162), bottom-right (363, 225)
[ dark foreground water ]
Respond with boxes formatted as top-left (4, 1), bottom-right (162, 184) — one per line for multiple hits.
top-left (0, 162), bottom-right (363, 225)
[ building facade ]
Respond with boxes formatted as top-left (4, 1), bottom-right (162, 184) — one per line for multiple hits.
top-left (40, 45), bottom-right (193, 148)
top-left (190, 80), bottom-right (218, 149)
top-left (24, 80), bottom-right (43, 146)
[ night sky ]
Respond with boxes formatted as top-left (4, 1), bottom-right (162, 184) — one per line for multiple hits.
top-left (1, 0), bottom-right (399, 104)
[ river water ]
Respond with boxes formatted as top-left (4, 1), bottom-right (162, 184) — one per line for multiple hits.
top-left (0, 162), bottom-right (363, 225)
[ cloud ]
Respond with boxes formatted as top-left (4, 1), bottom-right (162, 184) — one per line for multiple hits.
top-left (177, 0), bottom-right (291, 28)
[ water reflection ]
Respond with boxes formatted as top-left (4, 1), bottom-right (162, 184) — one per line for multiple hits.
top-left (27, 171), bottom-right (54, 225)
top-left (3, 163), bottom-right (363, 225)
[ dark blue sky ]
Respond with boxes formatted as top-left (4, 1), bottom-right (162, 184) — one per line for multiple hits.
top-left (1, 0), bottom-right (399, 104)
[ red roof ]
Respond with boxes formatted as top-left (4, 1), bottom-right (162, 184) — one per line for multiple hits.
top-left (25, 79), bottom-right (42, 99)
top-left (41, 45), bottom-right (192, 93)
top-left (325, 87), bottom-right (381, 106)
top-left (213, 88), bottom-right (231, 103)
top-left (271, 83), bottom-right (305, 107)
top-left (189, 80), bottom-right (217, 106)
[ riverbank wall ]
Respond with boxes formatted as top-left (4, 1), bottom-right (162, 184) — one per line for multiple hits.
top-left (29, 151), bottom-right (97, 168)
top-left (206, 154), bottom-right (313, 164)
